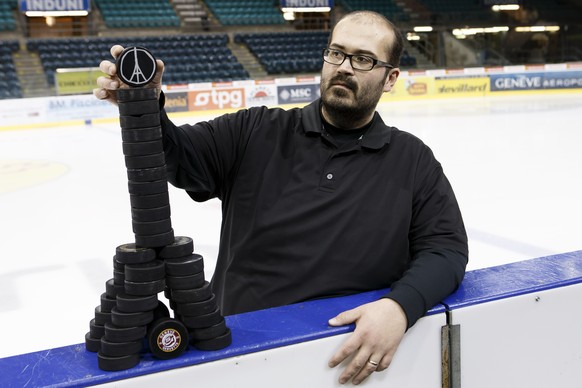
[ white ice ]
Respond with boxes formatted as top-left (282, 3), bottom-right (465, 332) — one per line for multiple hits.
top-left (0, 92), bottom-right (580, 358)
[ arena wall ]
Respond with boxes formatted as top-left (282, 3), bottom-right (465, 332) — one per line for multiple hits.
top-left (1, 63), bottom-right (581, 131)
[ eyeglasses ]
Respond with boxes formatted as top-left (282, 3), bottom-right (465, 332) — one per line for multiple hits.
top-left (322, 48), bottom-right (395, 71)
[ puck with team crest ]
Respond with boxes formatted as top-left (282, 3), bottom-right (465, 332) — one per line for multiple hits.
top-left (147, 318), bottom-right (189, 360)
top-left (116, 46), bottom-right (157, 88)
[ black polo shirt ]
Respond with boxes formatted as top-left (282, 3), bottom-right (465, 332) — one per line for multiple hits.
top-left (161, 98), bottom-right (468, 328)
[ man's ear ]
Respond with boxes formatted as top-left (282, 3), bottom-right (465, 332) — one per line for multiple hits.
top-left (383, 68), bottom-right (400, 92)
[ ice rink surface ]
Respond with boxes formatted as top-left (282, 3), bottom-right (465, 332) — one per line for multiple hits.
top-left (1, 92), bottom-right (581, 358)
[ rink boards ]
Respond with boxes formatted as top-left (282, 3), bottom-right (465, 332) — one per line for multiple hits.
top-left (1, 250), bottom-right (581, 387)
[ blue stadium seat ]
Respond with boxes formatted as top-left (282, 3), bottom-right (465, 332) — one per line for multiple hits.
top-left (0, 41), bottom-right (22, 99)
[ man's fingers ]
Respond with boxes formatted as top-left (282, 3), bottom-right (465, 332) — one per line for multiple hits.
top-left (99, 59), bottom-right (116, 77)
top-left (110, 45), bottom-right (124, 58)
top-left (95, 75), bottom-right (118, 90)
top-left (329, 307), bottom-right (359, 327)
top-left (93, 87), bottom-right (108, 100)
top-left (328, 334), bottom-right (360, 368)
top-left (337, 351), bottom-right (377, 385)
top-left (375, 353), bottom-right (393, 372)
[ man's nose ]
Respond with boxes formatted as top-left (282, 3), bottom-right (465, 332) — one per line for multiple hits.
top-left (337, 57), bottom-right (355, 74)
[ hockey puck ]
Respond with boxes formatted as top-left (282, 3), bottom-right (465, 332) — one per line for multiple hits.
top-left (189, 318), bottom-right (227, 341)
top-left (128, 179), bottom-right (168, 196)
top-left (131, 205), bottom-right (171, 222)
top-left (191, 328), bottom-right (232, 351)
top-left (157, 236), bottom-right (194, 259)
top-left (180, 308), bottom-right (223, 329)
top-left (112, 257), bottom-right (125, 271)
top-left (121, 125), bottom-right (162, 142)
top-left (135, 229), bottom-right (175, 248)
top-left (97, 352), bottom-right (140, 371)
top-left (127, 166), bottom-right (167, 182)
top-left (117, 87), bottom-right (158, 103)
top-left (152, 301), bottom-right (171, 321)
top-left (111, 307), bottom-right (154, 328)
top-left (124, 152), bottom-right (166, 169)
top-left (100, 337), bottom-right (143, 357)
top-left (124, 278), bottom-right (166, 296)
top-left (170, 281), bottom-right (212, 303)
top-left (118, 99), bottom-right (159, 116)
top-left (175, 294), bottom-right (217, 317)
top-left (164, 253), bottom-right (204, 276)
top-left (122, 140), bottom-right (163, 157)
top-left (119, 113), bottom-right (160, 130)
top-left (94, 305), bottom-right (112, 326)
top-left (132, 218), bottom-right (172, 236)
top-left (113, 269), bottom-right (125, 285)
top-left (89, 318), bottom-right (106, 339)
top-left (129, 192), bottom-right (170, 209)
top-left (104, 322), bottom-right (147, 343)
top-left (100, 292), bottom-right (117, 313)
top-left (105, 278), bottom-right (124, 298)
top-left (124, 260), bottom-right (165, 282)
top-left (165, 272), bottom-right (205, 290)
top-left (147, 318), bottom-right (189, 360)
top-left (116, 292), bottom-right (159, 313)
top-left (85, 332), bottom-right (101, 353)
top-left (116, 46), bottom-right (157, 88)
top-left (115, 243), bottom-right (156, 264)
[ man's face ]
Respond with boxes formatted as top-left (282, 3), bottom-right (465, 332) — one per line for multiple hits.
top-left (320, 17), bottom-right (398, 127)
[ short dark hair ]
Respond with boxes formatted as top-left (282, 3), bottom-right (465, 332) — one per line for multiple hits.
top-left (328, 10), bottom-right (404, 67)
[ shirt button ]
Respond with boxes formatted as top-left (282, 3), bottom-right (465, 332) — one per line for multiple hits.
top-left (326, 173), bottom-right (333, 180)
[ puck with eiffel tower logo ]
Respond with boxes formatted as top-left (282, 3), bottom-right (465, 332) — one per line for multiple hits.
top-left (116, 46), bottom-right (158, 88)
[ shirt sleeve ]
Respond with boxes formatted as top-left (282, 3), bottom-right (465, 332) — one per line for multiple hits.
top-left (384, 147), bottom-right (468, 329)
top-left (158, 94), bottom-right (257, 202)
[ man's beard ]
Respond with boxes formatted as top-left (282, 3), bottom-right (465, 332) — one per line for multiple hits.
top-left (321, 75), bottom-right (383, 128)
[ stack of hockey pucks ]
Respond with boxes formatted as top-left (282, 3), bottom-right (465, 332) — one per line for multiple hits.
top-left (160, 237), bottom-right (232, 351)
top-left (84, 46), bottom-right (230, 372)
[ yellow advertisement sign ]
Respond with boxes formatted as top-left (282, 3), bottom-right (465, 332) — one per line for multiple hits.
top-left (434, 77), bottom-right (490, 98)
top-left (383, 76), bottom-right (434, 102)
top-left (55, 67), bottom-right (105, 95)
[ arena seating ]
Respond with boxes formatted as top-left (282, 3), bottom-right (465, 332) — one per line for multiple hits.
top-left (95, 0), bottom-right (181, 28)
top-left (0, 41), bottom-right (22, 99)
top-left (27, 35), bottom-right (249, 86)
top-left (205, 0), bottom-right (285, 25)
top-left (0, 0), bottom-right (16, 31)
top-left (236, 31), bottom-right (328, 74)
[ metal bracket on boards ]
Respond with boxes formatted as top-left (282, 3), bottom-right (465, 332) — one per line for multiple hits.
top-left (441, 310), bottom-right (461, 388)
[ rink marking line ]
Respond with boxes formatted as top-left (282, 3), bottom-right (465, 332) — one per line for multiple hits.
top-left (0, 160), bottom-right (70, 194)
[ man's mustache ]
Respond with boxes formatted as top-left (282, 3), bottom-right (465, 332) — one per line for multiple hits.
top-left (328, 75), bottom-right (357, 92)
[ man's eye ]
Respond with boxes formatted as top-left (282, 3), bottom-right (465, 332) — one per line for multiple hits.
top-left (330, 50), bottom-right (343, 58)
top-left (354, 55), bottom-right (373, 64)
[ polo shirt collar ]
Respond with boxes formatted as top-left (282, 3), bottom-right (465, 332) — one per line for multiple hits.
top-left (301, 99), bottom-right (392, 150)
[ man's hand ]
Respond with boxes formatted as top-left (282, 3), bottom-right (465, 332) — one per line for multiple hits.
top-left (328, 298), bottom-right (407, 385)
top-left (93, 45), bottom-right (165, 105)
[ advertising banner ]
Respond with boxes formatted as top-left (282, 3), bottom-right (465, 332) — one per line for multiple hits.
top-left (489, 71), bottom-right (582, 91)
top-left (386, 76), bottom-right (434, 101)
top-left (276, 84), bottom-right (319, 105)
top-left (280, 0), bottom-right (333, 8)
top-left (20, 0), bottom-right (91, 12)
top-left (434, 77), bottom-right (490, 97)
top-left (245, 83), bottom-right (278, 108)
top-left (55, 67), bottom-right (103, 95)
top-left (164, 92), bottom-right (189, 113)
top-left (47, 94), bottom-right (117, 121)
top-left (188, 87), bottom-right (246, 111)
